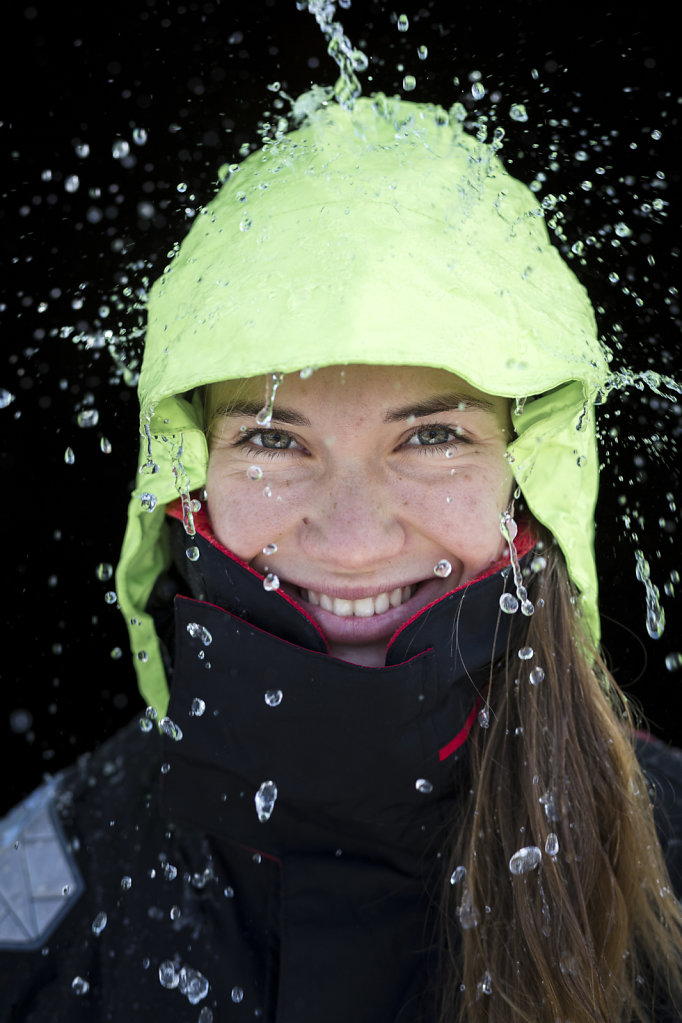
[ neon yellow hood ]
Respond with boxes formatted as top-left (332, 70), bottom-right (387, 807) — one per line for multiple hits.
top-left (117, 94), bottom-right (609, 715)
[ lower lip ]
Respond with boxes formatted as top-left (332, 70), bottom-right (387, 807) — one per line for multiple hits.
top-left (287, 577), bottom-right (456, 645)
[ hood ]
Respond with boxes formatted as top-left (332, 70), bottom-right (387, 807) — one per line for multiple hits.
top-left (116, 93), bottom-right (609, 715)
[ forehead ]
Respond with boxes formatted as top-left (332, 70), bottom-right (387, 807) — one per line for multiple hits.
top-left (209, 364), bottom-right (508, 419)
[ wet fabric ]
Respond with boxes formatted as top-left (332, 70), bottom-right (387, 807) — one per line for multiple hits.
top-left (116, 93), bottom-right (610, 716)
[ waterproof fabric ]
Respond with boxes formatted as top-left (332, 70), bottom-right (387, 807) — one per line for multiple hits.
top-left (116, 93), bottom-right (610, 715)
top-left (2, 529), bottom-right (682, 1022)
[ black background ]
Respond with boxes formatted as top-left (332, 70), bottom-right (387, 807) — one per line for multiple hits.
top-left (1, 0), bottom-right (681, 815)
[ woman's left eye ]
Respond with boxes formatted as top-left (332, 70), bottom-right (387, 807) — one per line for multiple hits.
top-left (404, 425), bottom-right (464, 447)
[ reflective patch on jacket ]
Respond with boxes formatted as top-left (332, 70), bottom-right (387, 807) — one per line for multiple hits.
top-left (0, 779), bottom-right (83, 949)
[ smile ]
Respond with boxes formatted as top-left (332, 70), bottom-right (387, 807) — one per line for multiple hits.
top-left (300, 586), bottom-right (416, 618)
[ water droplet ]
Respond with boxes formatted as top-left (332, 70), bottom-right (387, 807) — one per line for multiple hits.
top-left (231, 987), bottom-right (244, 1003)
top-left (540, 791), bottom-right (561, 822)
top-left (170, 905), bottom-right (181, 920)
top-left (198, 1008), bottom-right (214, 1023)
top-left (397, 13), bottom-right (409, 31)
top-left (239, 217), bottom-right (253, 232)
top-left (545, 833), bottom-right (559, 857)
top-left (96, 562), bottom-right (113, 581)
top-left (415, 778), bottom-right (433, 794)
top-left (247, 465), bottom-right (263, 481)
top-left (112, 139), bottom-right (130, 159)
top-left (190, 697), bottom-right (206, 717)
top-left (530, 555), bottom-right (547, 573)
top-left (478, 972), bottom-right (493, 996)
top-left (91, 911), bottom-right (107, 936)
top-left (434, 559), bottom-right (452, 578)
top-left (635, 549), bottom-right (665, 639)
top-left (160, 717), bottom-right (183, 742)
top-left (263, 485), bottom-right (272, 498)
top-left (263, 573), bottom-right (280, 592)
top-left (161, 762), bottom-right (171, 774)
top-left (509, 845), bottom-right (542, 875)
top-left (158, 960), bottom-right (179, 990)
top-left (665, 653), bottom-right (682, 672)
top-left (529, 667), bottom-right (545, 685)
top-left (518, 646), bottom-right (534, 661)
top-left (255, 780), bottom-right (278, 822)
top-left (77, 408), bottom-right (99, 428)
top-left (478, 705), bottom-right (490, 729)
top-left (139, 717), bottom-right (153, 733)
top-left (299, 367), bottom-right (315, 379)
top-left (186, 622), bottom-right (213, 646)
top-left (262, 543), bottom-right (278, 555)
top-left (509, 103), bottom-right (528, 122)
top-left (402, 75), bottom-right (417, 92)
top-left (64, 447), bottom-right (75, 465)
top-left (120, 875), bottom-right (132, 890)
top-left (520, 599), bottom-right (535, 616)
top-left (499, 592), bottom-right (519, 614)
top-left (450, 865), bottom-right (466, 885)
top-left (264, 689), bottom-right (283, 707)
top-left (104, 590), bottom-right (117, 605)
top-left (163, 862), bottom-right (178, 880)
top-left (0, 389), bottom-right (15, 409)
top-left (132, 127), bottom-right (148, 145)
top-left (72, 976), bottom-right (90, 995)
top-left (186, 546), bottom-right (200, 562)
top-left (65, 174), bottom-right (80, 193)
top-left (417, 44), bottom-right (428, 60)
top-left (140, 492), bottom-right (158, 512)
top-left (137, 650), bottom-right (148, 662)
top-left (471, 81), bottom-right (486, 100)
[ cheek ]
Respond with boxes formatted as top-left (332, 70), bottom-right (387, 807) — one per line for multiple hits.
top-left (206, 459), bottom-right (300, 559)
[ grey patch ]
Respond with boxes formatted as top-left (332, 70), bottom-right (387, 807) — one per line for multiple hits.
top-left (0, 780), bottom-right (84, 949)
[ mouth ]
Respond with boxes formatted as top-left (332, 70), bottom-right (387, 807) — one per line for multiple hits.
top-left (300, 585), bottom-right (416, 619)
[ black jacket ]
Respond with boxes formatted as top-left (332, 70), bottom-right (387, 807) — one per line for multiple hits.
top-left (2, 521), bottom-right (681, 1022)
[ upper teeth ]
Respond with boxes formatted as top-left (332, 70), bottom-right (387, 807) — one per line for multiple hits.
top-left (302, 586), bottom-right (414, 617)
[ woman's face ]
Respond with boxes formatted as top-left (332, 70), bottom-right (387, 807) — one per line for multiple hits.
top-left (206, 365), bottom-right (513, 666)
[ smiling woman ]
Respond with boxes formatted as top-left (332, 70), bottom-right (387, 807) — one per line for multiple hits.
top-left (2, 92), bottom-right (682, 1023)
top-left (204, 366), bottom-right (512, 665)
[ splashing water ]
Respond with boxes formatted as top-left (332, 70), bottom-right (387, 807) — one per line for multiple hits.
top-left (499, 511), bottom-right (534, 616)
top-left (255, 780), bottom-right (278, 822)
top-left (303, 0), bottom-right (368, 110)
top-left (634, 549), bottom-right (666, 639)
top-left (256, 372), bottom-right (284, 427)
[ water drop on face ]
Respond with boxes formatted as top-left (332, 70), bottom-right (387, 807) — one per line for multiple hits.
top-left (415, 778), bottom-right (433, 794)
top-left (255, 780), bottom-right (278, 822)
top-left (190, 697), bottom-right (206, 717)
top-left (499, 592), bottom-right (519, 614)
top-left (545, 833), bottom-right (559, 857)
top-left (434, 559), bottom-right (452, 578)
top-left (91, 911), bottom-right (107, 936)
top-left (518, 646), bottom-right (534, 661)
top-left (262, 543), bottom-right (278, 556)
top-left (264, 689), bottom-right (283, 707)
top-left (529, 666), bottom-right (545, 685)
top-left (263, 573), bottom-right (280, 592)
top-left (186, 546), bottom-right (200, 562)
top-left (509, 845), bottom-right (542, 875)
top-left (64, 447), bottom-right (75, 465)
top-left (247, 465), bottom-right (263, 481)
top-left (263, 485), bottom-right (272, 498)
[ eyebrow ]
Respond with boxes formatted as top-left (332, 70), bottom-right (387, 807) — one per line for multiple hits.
top-left (382, 392), bottom-right (497, 422)
top-left (214, 391), bottom-right (495, 427)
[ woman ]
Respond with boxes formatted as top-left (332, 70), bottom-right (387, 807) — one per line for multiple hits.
top-left (1, 94), bottom-right (681, 1022)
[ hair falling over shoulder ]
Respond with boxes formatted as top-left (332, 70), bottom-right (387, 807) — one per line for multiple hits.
top-left (438, 534), bottom-right (682, 1023)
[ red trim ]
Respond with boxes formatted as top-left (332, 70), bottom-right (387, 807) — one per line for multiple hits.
top-left (439, 699), bottom-right (482, 761)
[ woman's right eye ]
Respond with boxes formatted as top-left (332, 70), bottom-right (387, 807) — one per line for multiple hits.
top-left (250, 429), bottom-right (295, 449)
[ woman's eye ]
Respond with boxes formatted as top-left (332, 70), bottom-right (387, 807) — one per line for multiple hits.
top-left (406, 425), bottom-right (462, 447)
top-left (252, 429), bottom-right (295, 449)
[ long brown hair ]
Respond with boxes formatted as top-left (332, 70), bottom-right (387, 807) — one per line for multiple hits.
top-left (439, 532), bottom-right (682, 1022)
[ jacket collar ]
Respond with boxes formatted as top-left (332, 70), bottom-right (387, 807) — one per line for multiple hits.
top-left (160, 506), bottom-right (534, 871)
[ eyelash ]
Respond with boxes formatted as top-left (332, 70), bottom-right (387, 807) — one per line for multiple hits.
top-left (235, 424), bottom-right (470, 457)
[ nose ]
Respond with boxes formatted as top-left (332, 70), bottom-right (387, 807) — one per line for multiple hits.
top-left (298, 467), bottom-right (406, 573)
